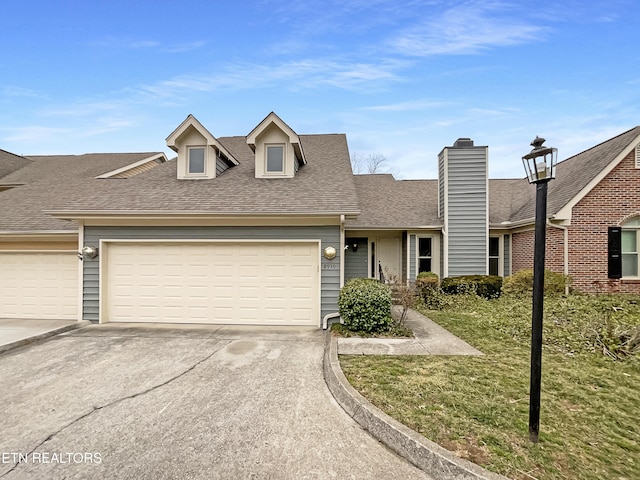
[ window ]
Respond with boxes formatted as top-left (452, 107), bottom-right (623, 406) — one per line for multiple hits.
top-left (418, 237), bottom-right (432, 273)
top-left (489, 237), bottom-right (500, 276)
top-left (188, 147), bottom-right (205, 174)
top-left (636, 144), bottom-right (640, 169)
top-left (622, 229), bottom-right (639, 277)
top-left (266, 145), bottom-right (284, 173)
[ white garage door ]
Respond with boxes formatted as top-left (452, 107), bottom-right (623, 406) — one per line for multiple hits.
top-left (104, 242), bottom-right (320, 325)
top-left (0, 252), bottom-right (78, 320)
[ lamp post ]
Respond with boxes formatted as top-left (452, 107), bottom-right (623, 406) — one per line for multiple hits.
top-left (522, 136), bottom-right (557, 443)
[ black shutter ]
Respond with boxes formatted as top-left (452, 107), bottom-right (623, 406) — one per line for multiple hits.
top-left (608, 226), bottom-right (622, 279)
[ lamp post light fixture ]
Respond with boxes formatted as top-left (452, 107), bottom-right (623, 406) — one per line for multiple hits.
top-left (522, 136), bottom-right (558, 443)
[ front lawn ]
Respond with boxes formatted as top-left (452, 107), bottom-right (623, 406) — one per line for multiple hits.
top-left (339, 293), bottom-right (640, 480)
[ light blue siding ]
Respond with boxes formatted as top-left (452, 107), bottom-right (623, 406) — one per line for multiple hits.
top-left (344, 237), bottom-right (368, 282)
top-left (504, 234), bottom-right (511, 276)
top-left (216, 155), bottom-right (232, 175)
top-left (409, 234), bottom-right (416, 281)
top-left (83, 225), bottom-right (340, 324)
top-left (440, 145), bottom-right (488, 277)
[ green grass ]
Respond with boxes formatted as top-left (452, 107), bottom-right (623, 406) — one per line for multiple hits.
top-left (339, 294), bottom-right (640, 480)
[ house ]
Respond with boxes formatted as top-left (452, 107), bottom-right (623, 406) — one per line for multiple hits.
top-left (1, 113), bottom-right (639, 328)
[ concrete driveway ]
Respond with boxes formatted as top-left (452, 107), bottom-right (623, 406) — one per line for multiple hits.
top-left (0, 324), bottom-right (433, 479)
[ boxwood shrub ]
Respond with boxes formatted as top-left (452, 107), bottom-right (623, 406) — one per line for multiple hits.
top-left (338, 278), bottom-right (393, 333)
top-left (441, 275), bottom-right (503, 299)
top-left (502, 269), bottom-right (570, 297)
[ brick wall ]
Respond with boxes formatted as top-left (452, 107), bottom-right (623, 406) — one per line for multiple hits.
top-left (512, 150), bottom-right (640, 293)
top-left (512, 227), bottom-right (565, 274)
top-left (569, 150), bottom-right (640, 293)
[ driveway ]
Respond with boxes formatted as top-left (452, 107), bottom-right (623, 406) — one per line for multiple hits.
top-left (0, 324), bottom-right (433, 479)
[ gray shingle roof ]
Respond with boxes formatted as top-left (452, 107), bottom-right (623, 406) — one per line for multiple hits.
top-left (0, 149), bottom-right (32, 181)
top-left (0, 153), bottom-right (162, 231)
top-left (1, 125), bottom-right (638, 233)
top-left (510, 126), bottom-right (640, 222)
top-left (346, 175), bottom-right (440, 228)
top-left (49, 135), bottom-right (360, 217)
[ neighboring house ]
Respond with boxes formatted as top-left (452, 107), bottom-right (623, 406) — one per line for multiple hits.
top-left (1, 114), bottom-right (639, 328)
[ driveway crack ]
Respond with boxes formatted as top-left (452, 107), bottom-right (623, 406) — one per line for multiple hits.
top-left (0, 341), bottom-right (229, 478)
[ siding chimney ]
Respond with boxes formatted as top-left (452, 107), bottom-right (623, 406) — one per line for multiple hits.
top-left (438, 138), bottom-right (489, 278)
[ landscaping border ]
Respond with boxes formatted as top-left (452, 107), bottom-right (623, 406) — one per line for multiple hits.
top-left (323, 331), bottom-right (509, 480)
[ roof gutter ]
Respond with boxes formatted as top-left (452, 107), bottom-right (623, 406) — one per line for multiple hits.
top-left (46, 210), bottom-right (361, 220)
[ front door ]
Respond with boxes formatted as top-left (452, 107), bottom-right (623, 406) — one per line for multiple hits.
top-left (376, 237), bottom-right (401, 282)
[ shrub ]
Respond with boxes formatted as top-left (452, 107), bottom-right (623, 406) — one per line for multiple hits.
top-left (502, 269), bottom-right (570, 297)
top-left (416, 271), bottom-right (439, 300)
top-left (441, 275), bottom-right (503, 299)
top-left (338, 278), bottom-right (393, 333)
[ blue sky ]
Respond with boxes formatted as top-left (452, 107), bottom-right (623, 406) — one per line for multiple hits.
top-left (1, 0), bottom-right (639, 179)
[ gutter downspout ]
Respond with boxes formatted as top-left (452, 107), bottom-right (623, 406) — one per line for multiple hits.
top-left (548, 220), bottom-right (570, 295)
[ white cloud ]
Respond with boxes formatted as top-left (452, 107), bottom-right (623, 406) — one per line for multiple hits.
top-left (390, 1), bottom-right (547, 56)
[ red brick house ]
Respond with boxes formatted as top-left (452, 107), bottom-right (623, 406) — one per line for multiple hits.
top-left (509, 126), bottom-right (640, 293)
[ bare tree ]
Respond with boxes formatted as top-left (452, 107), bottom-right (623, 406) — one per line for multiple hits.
top-left (351, 152), bottom-right (390, 174)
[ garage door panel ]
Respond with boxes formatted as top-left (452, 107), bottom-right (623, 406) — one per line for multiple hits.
top-left (105, 242), bottom-right (319, 325)
top-left (0, 253), bottom-right (78, 320)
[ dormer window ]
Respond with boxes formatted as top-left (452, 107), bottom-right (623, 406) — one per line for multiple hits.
top-left (247, 112), bottom-right (307, 179)
top-left (188, 146), bottom-right (206, 175)
top-left (266, 145), bottom-right (285, 174)
top-left (166, 115), bottom-right (240, 180)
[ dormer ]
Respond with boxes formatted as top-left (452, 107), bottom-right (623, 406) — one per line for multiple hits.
top-left (166, 114), bottom-right (239, 180)
top-left (246, 112), bottom-right (307, 179)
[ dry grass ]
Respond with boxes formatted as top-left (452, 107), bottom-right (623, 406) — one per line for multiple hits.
top-left (339, 294), bottom-right (639, 480)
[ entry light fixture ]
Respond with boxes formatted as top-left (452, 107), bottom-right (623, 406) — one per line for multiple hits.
top-left (79, 245), bottom-right (99, 260)
top-left (323, 246), bottom-right (337, 260)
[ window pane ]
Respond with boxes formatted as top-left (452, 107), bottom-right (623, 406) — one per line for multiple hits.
top-left (267, 146), bottom-right (284, 172)
top-left (622, 231), bottom-right (637, 253)
top-left (489, 237), bottom-right (500, 257)
top-left (489, 258), bottom-right (499, 276)
top-left (188, 148), bottom-right (205, 174)
top-left (622, 253), bottom-right (638, 277)
top-left (418, 238), bottom-right (431, 257)
top-left (419, 258), bottom-right (431, 273)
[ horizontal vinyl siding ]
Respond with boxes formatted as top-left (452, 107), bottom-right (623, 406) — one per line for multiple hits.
top-left (445, 148), bottom-right (488, 277)
top-left (409, 235), bottom-right (417, 281)
top-left (344, 237), bottom-right (368, 282)
top-left (83, 226), bottom-right (340, 323)
top-left (504, 234), bottom-right (511, 276)
top-left (216, 157), bottom-right (231, 175)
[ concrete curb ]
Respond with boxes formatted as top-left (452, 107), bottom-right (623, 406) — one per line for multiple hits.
top-left (323, 332), bottom-right (509, 480)
top-left (0, 321), bottom-right (92, 355)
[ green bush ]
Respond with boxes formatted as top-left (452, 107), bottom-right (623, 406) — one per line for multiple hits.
top-left (502, 269), bottom-right (570, 297)
top-left (416, 271), bottom-right (440, 302)
top-left (338, 278), bottom-right (393, 333)
top-left (441, 275), bottom-right (503, 299)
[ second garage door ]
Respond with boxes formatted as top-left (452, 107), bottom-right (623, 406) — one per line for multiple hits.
top-left (0, 252), bottom-right (78, 320)
top-left (103, 241), bottom-right (320, 326)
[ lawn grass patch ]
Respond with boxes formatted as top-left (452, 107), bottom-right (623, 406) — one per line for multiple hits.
top-left (339, 294), bottom-right (639, 480)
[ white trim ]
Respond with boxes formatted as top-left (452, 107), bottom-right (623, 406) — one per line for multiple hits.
top-left (77, 222), bottom-right (84, 321)
top-left (339, 215), bottom-right (345, 288)
top-left (265, 143), bottom-right (286, 174)
top-left (636, 144), bottom-right (640, 168)
top-left (187, 145), bottom-right (207, 176)
top-left (555, 131), bottom-right (640, 221)
top-left (166, 114), bottom-right (239, 165)
top-left (0, 249), bottom-right (76, 253)
top-left (98, 238), bottom-right (323, 327)
top-left (95, 154), bottom-right (167, 179)
top-left (488, 235), bottom-right (503, 276)
top-left (415, 234), bottom-right (436, 276)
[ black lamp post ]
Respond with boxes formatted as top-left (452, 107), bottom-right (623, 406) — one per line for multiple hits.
top-left (522, 136), bottom-right (557, 443)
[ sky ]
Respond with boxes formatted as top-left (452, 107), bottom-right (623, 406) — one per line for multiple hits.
top-left (1, 0), bottom-right (639, 179)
